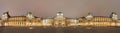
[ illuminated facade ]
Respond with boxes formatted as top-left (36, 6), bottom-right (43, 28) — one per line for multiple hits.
top-left (0, 12), bottom-right (120, 27)
top-left (79, 12), bottom-right (120, 26)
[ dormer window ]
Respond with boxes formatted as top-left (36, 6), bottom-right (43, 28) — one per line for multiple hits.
top-left (26, 12), bottom-right (34, 20)
top-left (57, 12), bottom-right (64, 16)
top-left (2, 12), bottom-right (9, 21)
top-left (111, 12), bottom-right (118, 21)
top-left (54, 12), bottom-right (65, 20)
top-left (86, 13), bottom-right (93, 20)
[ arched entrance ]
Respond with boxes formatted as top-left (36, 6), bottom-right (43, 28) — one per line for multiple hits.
top-left (54, 20), bottom-right (66, 27)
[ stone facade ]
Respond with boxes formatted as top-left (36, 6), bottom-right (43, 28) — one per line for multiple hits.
top-left (0, 12), bottom-right (120, 27)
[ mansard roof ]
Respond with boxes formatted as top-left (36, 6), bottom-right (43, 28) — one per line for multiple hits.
top-left (82, 16), bottom-right (113, 22)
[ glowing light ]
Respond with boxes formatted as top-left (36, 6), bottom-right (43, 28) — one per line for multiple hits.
top-left (26, 12), bottom-right (34, 20)
top-left (86, 13), bottom-right (93, 20)
top-left (42, 19), bottom-right (48, 25)
top-left (112, 14), bottom-right (118, 20)
top-left (4, 23), bottom-right (7, 26)
top-left (29, 27), bottom-right (33, 29)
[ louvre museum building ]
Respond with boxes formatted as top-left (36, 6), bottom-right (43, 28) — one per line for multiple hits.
top-left (0, 12), bottom-right (120, 27)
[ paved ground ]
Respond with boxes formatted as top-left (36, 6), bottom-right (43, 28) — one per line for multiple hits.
top-left (0, 26), bottom-right (120, 33)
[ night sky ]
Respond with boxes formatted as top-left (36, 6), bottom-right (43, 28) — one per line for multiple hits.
top-left (0, 0), bottom-right (120, 18)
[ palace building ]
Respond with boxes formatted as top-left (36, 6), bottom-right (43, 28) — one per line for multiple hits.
top-left (0, 12), bottom-right (120, 27)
